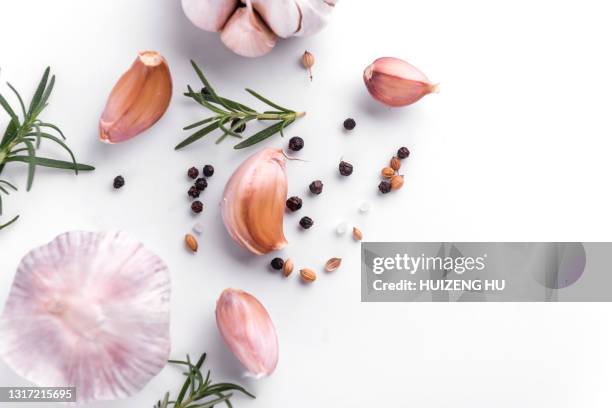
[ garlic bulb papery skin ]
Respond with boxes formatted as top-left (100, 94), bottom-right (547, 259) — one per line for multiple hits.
top-left (182, 0), bottom-right (337, 57)
top-left (220, 0), bottom-right (277, 58)
top-left (0, 231), bottom-right (171, 404)
top-left (216, 288), bottom-right (279, 378)
top-left (182, 0), bottom-right (238, 31)
top-left (221, 148), bottom-right (288, 255)
top-left (99, 51), bottom-right (172, 143)
top-left (363, 57), bottom-right (438, 107)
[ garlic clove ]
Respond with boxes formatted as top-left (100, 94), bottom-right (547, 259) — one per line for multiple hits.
top-left (221, 148), bottom-right (288, 255)
top-left (181, 0), bottom-right (239, 32)
top-left (294, 0), bottom-right (336, 37)
top-left (363, 57), bottom-right (438, 107)
top-left (251, 0), bottom-right (301, 38)
top-left (220, 0), bottom-right (277, 57)
top-left (216, 288), bottom-right (279, 378)
top-left (99, 51), bottom-right (172, 143)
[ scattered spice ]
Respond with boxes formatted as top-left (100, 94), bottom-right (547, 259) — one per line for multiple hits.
top-left (230, 118), bottom-right (246, 133)
top-left (390, 157), bottom-right (401, 171)
top-left (335, 220), bottom-right (348, 235)
top-left (359, 201), bottom-right (371, 213)
top-left (283, 259), bottom-right (294, 277)
top-left (288, 136), bottom-right (304, 151)
top-left (286, 196), bottom-right (303, 212)
top-left (343, 118), bottom-right (356, 130)
top-left (195, 178), bottom-right (208, 191)
top-left (378, 180), bottom-right (391, 194)
top-left (191, 200), bottom-right (204, 213)
top-left (203, 164), bottom-right (215, 177)
top-left (381, 167), bottom-right (394, 178)
top-left (325, 258), bottom-right (342, 272)
top-left (309, 180), bottom-right (323, 195)
top-left (391, 175), bottom-right (404, 190)
top-left (352, 227), bottom-right (363, 241)
top-left (300, 268), bottom-right (317, 282)
top-left (187, 167), bottom-right (199, 179)
top-left (185, 233), bottom-right (199, 252)
top-left (113, 176), bottom-right (125, 189)
top-left (193, 222), bottom-right (204, 234)
top-left (188, 186), bottom-right (200, 198)
top-left (397, 146), bottom-right (410, 159)
top-left (339, 161), bottom-right (353, 176)
top-left (299, 216), bottom-right (314, 229)
top-left (201, 86), bottom-right (210, 96)
top-left (270, 257), bottom-right (284, 270)
top-left (302, 51), bottom-right (315, 81)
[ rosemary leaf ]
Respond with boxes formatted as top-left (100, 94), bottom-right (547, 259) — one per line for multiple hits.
top-left (23, 139), bottom-right (36, 191)
top-left (6, 155), bottom-right (94, 171)
top-left (36, 122), bottom-right (65, 139)
top-left (26, 131), bottom-right (78, 174)
top-left (175, 121), bottom-right (222, 150)
top-left (27, 67), bottom-right (50, 116)
top-left (0, 94), bottom-right (20, 126)
top-left (6, 83), bottom-right (26, 119)
top-left (234, 121), bottom-right (287, 149)
top-left (0, 215), bottom-right (19, 230)
top-left (245, 88), bottom-right (290, 112)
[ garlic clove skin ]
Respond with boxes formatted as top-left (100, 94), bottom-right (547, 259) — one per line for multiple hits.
top-left (250, 0), bottom-right (301, 38)
top-left (363, 57), bottom-right (438, 108)
top-left (216, 288), bottom-right (279, 378)
top-left (221, 148), bottom-right (288, 255)
top-left (181, 0), bottom-right (238, 32)
top-left (99, 51), bottom-right (172, 143)
top-left (294, 0), bottom-right (337, 37)
top-left (220, 0), bottom-right (277, 57)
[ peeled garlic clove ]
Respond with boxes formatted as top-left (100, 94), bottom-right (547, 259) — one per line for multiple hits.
top-left (99, 51), bottom-right (172, 143)
top-left (220, 0), bottom-right (277, 57)
top-left (363, 57), bottom-right (438, 107)
top-left (181, 0), bottom-right (238, 31)
top-left (221, 148), bottom-right (288, 255)
top-left (216, 288), bottom-right (279, 378)
top-left (0, 231), bottom-right (171, 403)
top-left (294, 0), bottom-right (336, 37)
top-left (251, 0), bottom-right (300, 38)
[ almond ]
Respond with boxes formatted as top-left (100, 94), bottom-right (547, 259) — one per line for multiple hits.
top-left (325, 257), bottom-right (342, 272)
top-left (300, 268), bottom-right (317, 282)
top-left (283, 258), bottom-right (294, 277)
top-left (185, 233), bottom-right (198, 252)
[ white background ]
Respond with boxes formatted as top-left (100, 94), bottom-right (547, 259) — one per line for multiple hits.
top-left (1, 0), bottom-right (612, 407)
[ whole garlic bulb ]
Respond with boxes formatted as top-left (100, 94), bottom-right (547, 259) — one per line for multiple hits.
top-left (221, 148), bottom-right (288, 255)
top-left (181, 0), bottom-right (338, 57)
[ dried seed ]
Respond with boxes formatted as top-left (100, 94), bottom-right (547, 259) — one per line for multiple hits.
top-left (391, 175), bottom-right (404, 190)
top-left (325, 257), bottom-right (342, 272)
top-left (381, 167), bottom-right (395, 178)
top-left (390, 157), bottom-right (401, 171)
top-left (283, 258), bottom-right (294, 277)
top-left (185, 233), bottom-right (198, 252)
top-left (352, 227), bottom-right (363, 241)
top-left (300, 268), bottom-right (317, 282)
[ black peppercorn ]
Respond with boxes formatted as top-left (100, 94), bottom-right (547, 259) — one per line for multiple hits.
top-left (270, 257), bottom-right (284, 270)
top-left (191, 200), bottom-right (204, 213)
top-left (230, 118), bottom-right (246, 133)
top-left (339, 161), bottom-right (353, 176)
top-left (397, 147), bottom-right (410, 159)
top-left (309, 180), bottom-right (323, 195)
top-left (288, 136), bottom-right (304, 151)
top-left (187, 167), bottom-right (199, 179)
top-left (188, 186), bottom-right (200, 198)
top-left (203, 164), bottom-right (214, 177)
top-left (201, 87), bottom-right (210, 95)
top-left (378, 180), bottom-right (392, 194)
top-left (299, 216), bottom-right (314, 229)
top-left (195, 178), bottom-right (208, 191)
top-left (113, 175), bottom-right (125, 189)
top-left (343, 118), bottom-right (356, 130)
top-left (286, 196), bottom-right (302, 212)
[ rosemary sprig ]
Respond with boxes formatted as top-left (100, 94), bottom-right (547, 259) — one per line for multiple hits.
top-left (154, 353), bottom-right (255, 408)
top-left (176, 60), bottom-right (305, 150)
top-left (0, 67), bottom-right (95, 229)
